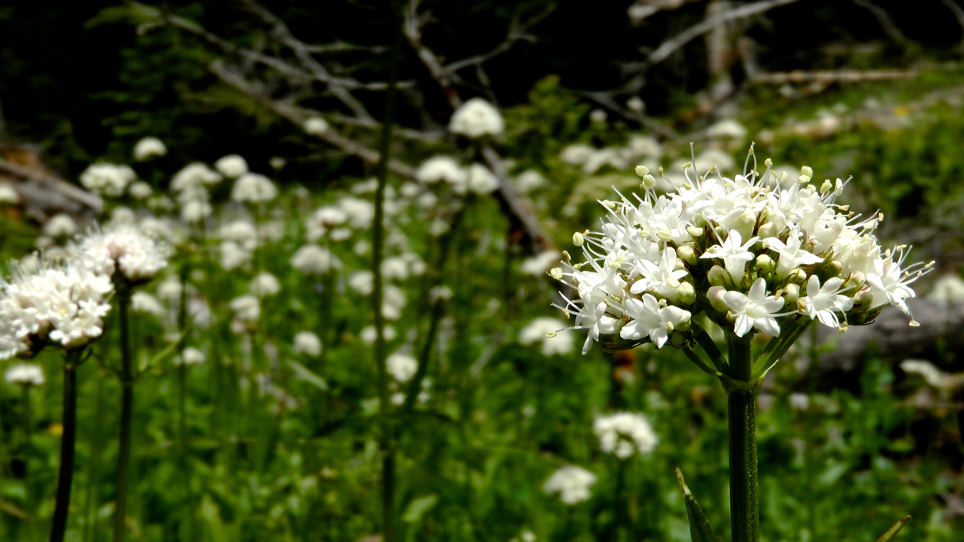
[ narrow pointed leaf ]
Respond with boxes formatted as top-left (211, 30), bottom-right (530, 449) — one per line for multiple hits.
top-left (675, 468), bottom-right (723, 542)
top-left (287, 359), bottom-right (329, 390)
top-left (874, 515), bottom-right (910, 542)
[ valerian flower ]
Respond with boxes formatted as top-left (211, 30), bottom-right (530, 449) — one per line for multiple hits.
top-left (554, 146), bottom-right (934, 352)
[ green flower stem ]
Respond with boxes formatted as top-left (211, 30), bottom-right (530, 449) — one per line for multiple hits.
top-left (50, 349), bottom-right (82, 542)
top-left (725, 335), bottom-right (759, 542)
top-left (113, 284), bottom-right (134, 542)
top-left (82, 371), bottom-right (106, 542)
top-left (371, 0), bottom-right (402, 539)
top-left (21, 384), bottom-right (33, 535)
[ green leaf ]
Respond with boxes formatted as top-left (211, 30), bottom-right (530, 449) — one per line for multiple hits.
top-left (875, 515), bottom-right (910, 542)
top-left (402, 494), bottom-right (438, 523)
top-left (287, 359), bottom-right (328, 390)
top-left (675, 468), bottom-right (723, 542)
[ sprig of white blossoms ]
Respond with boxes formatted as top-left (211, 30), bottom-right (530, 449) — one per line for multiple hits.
top-left (554, 146), bottom-right (934, 354)
top-left (593, 412), bottom-right (658, 459)
top-left (0, 256), bottom-right (114, 358)
top-left (543, 465), bottom-right (596, 505)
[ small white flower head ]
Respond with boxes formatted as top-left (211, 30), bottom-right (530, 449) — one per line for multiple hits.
top-left (464, 164), bottom-right (500, 195)
top-left (448, 97), bottom-right (504, 138)
top-left (0, 183), bottom-right (21, 204)
top-left (214, 154), bottom-right (249, 178)
top-left (80, 163), bottom-right (137, 196)
top-left (927, 274), bottom-right (964, 303)
top-left (133, 137), bottom-right (167, 161)
top-left (797, 275), bottom-right (853, 328)
top-left (543, 465), bottom-right (596, 505)
top-left (128, 181), bottom-right (153, 200)
top-left (386, 351), bottom-right (418, 383)
top-left (131, 291), bottom-right (165, 317)
top-left (707, 118), bottom-right (747, 140)
top-left (519, 317), bottom-right (572, 356)
top-left (0, 256), bottom-right (114, 358)
top-left (589, 108), bottom-right (607, 124)
top-left (626, 96), bottom-right (645, 113)
top-left (415, 156), bottom-right (466, 185)
top-left (250, 272), bottom-right (281, 297)
top-left (304, 116), bottom-right (329, 135)
top-left (293, 331), bottom-right (322, 357)
top-left (229, 295), bottom-right (260, 324)
top-left (175, 347), bottom-right (206, 366)
top-left (291, 245), bottom-right (341, 275)
top-left (337, 197), bottom-right (375, 230)
top-left (521, 251), bottom-right (562, 277)
top-left (594, 412), bottom-right (658, 458)
top-left (77, 222), bottom-right (170, 283)
top-left (360, 325), bottom-right (396, 345)
top-left (171, 163), bottom-right (222, 193)
top-left (231, 173), bottom-right (277, 203)
top-left (44, 214), bottom-right (78, 238)
top-left (4, 363), bottom-right (45, 386)
top-left (514, 170), bottom-right (546, 193)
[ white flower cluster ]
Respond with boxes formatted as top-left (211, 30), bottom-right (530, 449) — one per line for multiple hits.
top-left (0, 257), bottom-right (113, 358)
top-left (543, 465), bottom-right (596, 505)
top-left (4, 362), bottom-right (45, 386)
top-left (555, 149), bottom-right (934, 354)
top-left (133, 137), bottom-right (167, 161)
top-left (80, 163), bottom-right (137, 197)
top-left (448, 97), bottom-right (504, 138)
top-left (171, 163), bottom-right (221, 223)
top-left (593, 412), bottom-right (658, 459)
top-left (78, 223), bottom-right (171, 283)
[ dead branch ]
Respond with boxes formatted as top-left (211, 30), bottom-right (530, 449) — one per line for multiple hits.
top-left (852, 0), bottom-right (911, 46)
top-left (0, 159), bottom-right (103, 218)
top-left (627, 0), bottom-right (701, 24)
top-left (750, 69), bottom-right (917, 85)
top-left (645, 0), bottom-right (799, 66)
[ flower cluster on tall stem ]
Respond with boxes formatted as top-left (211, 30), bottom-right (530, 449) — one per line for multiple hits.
top-left (554, 145), bottom-right (934, 541)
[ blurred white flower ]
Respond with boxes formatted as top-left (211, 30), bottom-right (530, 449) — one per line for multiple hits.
top-left (707, 118), bottom-right (747, 140)
top-left (291, 245), bottom-right (341, 275)
top-left (594, 412), bottom-right (658, 458)
top-left (589, 108), bottom-right (607, 124)
top-left (360, 325), bottom-right (396, 344)
top-left (519, 317), bottom-right (572, 356)
top-left (229, 295), bottom-right (260, 324)
top-left (133, 137), bottom-right (167, 161)
top-left (231, 173), bottom-right (278, 203)
top-left (128, 182), bottom-right (153, 200)
top-left (521, 251), bottom-right (561, 276)
top-left (78, 222), bottom-right (170, 283)
top-left (250, 272), bottom-right (281, 297)
top-left (293, 331), bottom-right (322, 357)
top-left (131, 291), bottom-right (165, 317)
top-left (215, 154), bottom-right (249, 178)
top-left (514, 170), bottom-right (546, 193)
top-left (449, 97), bottom-right (504, 138)
top-left (175, 347), bottom-right (206, 366)
top-left (0, 183), bottom-right (21, 204)
top-left (543, 466), bottom-right (596, 505)
top-left (386, 351), bottom-right (418, 382)
top-left (416, 156), bottom-right (466, 185)
top-left (44, 214), bottom-right (77, 238)
top-left (927, 274), bottom-right (964, 303)
top-left (171, 163), bottom-right (222, 193)
top-left (465, 164), bottom-right (500, 195)
top-left (626, 96), bottom-right (645, 113)
top-left (900, 359), bottom-right (950, 389)
top-left (80, 163), bottom-right (137, 196)
top-left (4, 363), bottom-right (45, 386)
top-left (304, 116), bottom-right (329, 135)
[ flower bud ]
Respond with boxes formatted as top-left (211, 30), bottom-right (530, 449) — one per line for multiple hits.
top-left (707, 265), bottom-right (728, 287)
top-left (828, 260), bottom-right (843, 277)
top-left (676, 244), bottom-right (697, 265)
top-left (781, 282), bottom-right (800, 304)
top-left (788, 268), bottom-right (807, 284)
top-left (707, 285), bottom-right (728, 312)
top-left (669, 330), bottom-right (687, 348)
top-left (677, 282), bottom-right (696, 304)
top-left (755, 254), bottom-right (774, 274)
top-left (686, 225), bottom-right (703, 238)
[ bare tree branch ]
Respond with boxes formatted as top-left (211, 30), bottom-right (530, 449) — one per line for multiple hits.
top-left (645, 0), bottom-right (800, 66)
top-left (852, 0), bottom-right (911, 46)
top-left (749, 69), bottom-right (917, 85)
top-left (627, 0), bottom-right (701, 24)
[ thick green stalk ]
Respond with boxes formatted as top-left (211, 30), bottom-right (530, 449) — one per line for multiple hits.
top-left (21, 384), bottom-right (34, 536)
top-left (50, 351), bottom-right (80, 542)
top-left (113, 284), bottom-right (134, 542)
top-left (726, 335), bottom-right (759, 542)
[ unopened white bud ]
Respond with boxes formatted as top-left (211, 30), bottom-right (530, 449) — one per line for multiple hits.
top-left (755, 254), bottom-right (774, 273)
top-left (733, 211), bottom-right (758, 241)
top-left (677, 282), bottom-right (696, 304)
top-left (782, 283), bottom-right (800, 303)
top-left (757, 222), bottom-right (779, 239)
top-left (686, 225), bottom-right (703, 238)
top-left (708, 285), bottom-right (728, 312)
top-left (677, 244), bottom-right (696, 264)
top-left (708, 265), bottom-right (728, 286)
